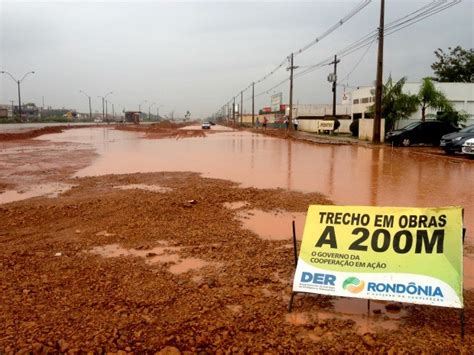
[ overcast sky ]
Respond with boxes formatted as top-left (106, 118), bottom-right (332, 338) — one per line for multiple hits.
top-left (1, 0), bottom-right (473, 118)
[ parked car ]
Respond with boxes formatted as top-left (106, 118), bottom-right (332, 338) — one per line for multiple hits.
top-left (385, 121), bottom-right (458, 147)
top-left (440, 124), bottom-right (474, 154)
top-left (201, 121), bottom-right (211, 129)
top-left (461, 138), bottom-right (474, 157)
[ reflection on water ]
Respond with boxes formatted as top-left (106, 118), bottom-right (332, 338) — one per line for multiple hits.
top-left (38, 127), bottom-right (474, 243)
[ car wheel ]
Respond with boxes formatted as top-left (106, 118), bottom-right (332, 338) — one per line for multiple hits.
top-left (401, 138), bottom-right (411, 147)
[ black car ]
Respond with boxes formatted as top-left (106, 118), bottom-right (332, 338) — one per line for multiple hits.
top-left (385, 121), bottom-right (458, 147)
top-left (440, 124), bottom-right (474, 154)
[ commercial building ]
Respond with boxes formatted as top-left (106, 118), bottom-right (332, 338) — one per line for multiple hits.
top-left (349, 82), bottom-right (474, 128)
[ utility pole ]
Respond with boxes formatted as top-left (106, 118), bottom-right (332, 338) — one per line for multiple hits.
top-left (252, 82), bottom-right (255, 127)
top-left (42, 96), bottom-right (45, 118)
top-left (373, 0), bottom-right (385, 143)
top-left (88, 96), bottom-right (92, 121)
top-left (287, 53), bottom-right (298, 130)
top-left (240, 91), bottom-right (243, 126)
top-left (232, 97), bottom-right (236, 126)
top-left (105, 100), bottom-right (109, 123)
top-left (102, 97), bottom-right (105, 121)
top-left (1, 71), bottom-right (34, 120)
top-left (79, 90), bottom-right (92, 121)
top-left (112, 103), bottom-right (115, 120)
top-left (17, 81), bottom-right (22, 120)
top-left (329, 55), bottom-right (340, 119)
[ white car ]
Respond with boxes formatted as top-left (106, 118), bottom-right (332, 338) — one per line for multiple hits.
top-left (461, 138), bottom-right (474, 156)
top-left (201, 122), bottom-right (211, 129)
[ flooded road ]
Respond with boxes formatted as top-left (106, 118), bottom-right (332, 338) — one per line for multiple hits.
top-left (2, 125), bottom-right (473, 351)
top-left (37, 126), bottom-right (474, 242)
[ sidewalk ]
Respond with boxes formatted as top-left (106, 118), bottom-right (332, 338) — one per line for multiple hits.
top-left (291, 130), bottom-right (367, 145)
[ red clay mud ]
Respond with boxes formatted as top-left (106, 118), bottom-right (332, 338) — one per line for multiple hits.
top-left (0, 124), bottom-right (472, 353)
top-left (0, 172), bottom-right (472, 353)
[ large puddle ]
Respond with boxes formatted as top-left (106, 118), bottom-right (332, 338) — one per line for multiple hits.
top-left (36, 127), bottom-right (474, 241)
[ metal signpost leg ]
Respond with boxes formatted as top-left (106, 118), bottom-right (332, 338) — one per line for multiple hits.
top-left (288, 220), bottom-right (298, 312)
top-left (292, 221), bottom-right (298, 267)
top-left (288, 292), bottom-right (295, 312)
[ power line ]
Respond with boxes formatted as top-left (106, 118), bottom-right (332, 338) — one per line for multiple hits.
top-left (339, 38), bottom-right (376, 83)
top-left (229, 0), bottom-right (373, 98)
top-left (215, 0), bottom-right (461, 117)
top-left (293, 0), bottom-right (372, 56)
top-left (293, 0), bottom-right (461, 79)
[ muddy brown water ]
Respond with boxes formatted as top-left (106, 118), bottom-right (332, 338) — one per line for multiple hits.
top-left (36, 126), bottom-right (474, 236)
top-left (31, 126), bottom-right (474, 291)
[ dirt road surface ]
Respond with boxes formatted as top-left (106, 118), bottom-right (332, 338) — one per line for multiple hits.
top-left (0, 123), bottom-right (472, 353)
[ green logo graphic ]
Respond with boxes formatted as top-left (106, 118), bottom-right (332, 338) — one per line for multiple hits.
top-left (343, 277), bottom-right (365, 294)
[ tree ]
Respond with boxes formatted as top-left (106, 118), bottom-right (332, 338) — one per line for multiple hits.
top-left (431, 46), bottom-right (474, 82)
top-left (417, 77), bottom-right (453, 122)
top-left (368, 76), bottom-right (418, 131)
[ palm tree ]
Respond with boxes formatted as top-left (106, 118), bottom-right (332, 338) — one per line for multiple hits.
top-left (368, 76), bottom-right (418, 131)
top-left (417, 77), bottom-right (452, 121)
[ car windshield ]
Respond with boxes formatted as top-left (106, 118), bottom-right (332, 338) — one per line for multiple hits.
top-left (459, 124), bottom-right (474, 133)
top-left (400, 122), bottom-right (421, 130)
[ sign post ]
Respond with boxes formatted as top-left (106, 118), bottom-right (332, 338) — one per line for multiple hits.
top-left (290, 205), bottom-right (464, 312)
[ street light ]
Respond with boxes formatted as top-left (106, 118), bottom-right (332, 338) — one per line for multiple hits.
top-left (148, 102), bottom-right (157, 120)
top-left (157, 104), bottom-right (164, 119)
top-left (79, 90), bottom-right (93, 121)
top-left (107, 100), bottom-right (116, 121)
top-left (138, 100), bottom-right (148, 121)
top-left (97, 91), bottom-right (113, 121)
top-left (138, 100), bottom-right (147, 113)
top-left (1, 70), bottom-right (35, 120)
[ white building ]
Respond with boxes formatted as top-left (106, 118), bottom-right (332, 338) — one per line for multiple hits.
top-left (350, 82), bottom-right (474, 129)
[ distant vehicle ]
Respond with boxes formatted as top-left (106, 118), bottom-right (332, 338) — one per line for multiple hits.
top-left (209, 121), bottom-right (216, 126)
top-left (461, 138), bottom-right (474, 157)
top-left (440, 124), bottom-right (474, 154)
top-left (385, 121), bottom-right (458, 147)
top-left (201, 121), bottom-right (211, 129)
top-left (94, 118), bottom-right (102, 123)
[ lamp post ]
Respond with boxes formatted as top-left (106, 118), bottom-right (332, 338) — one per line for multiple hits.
top-left (79, 90), bottom-right (93, 121)
top-left (138, 100), bottom-right (147, 120)
top-left (148, 102), bottom-right (157, 120)
top-left (157, 104), bottom-right (164, 119)
top-left (1, 70), bottom-right (35, 120)
top-left (98, 91), bottom-right (113, 122)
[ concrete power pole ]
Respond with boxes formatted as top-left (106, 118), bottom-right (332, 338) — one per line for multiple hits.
top-left (240, 91), bottom-right (243, 126)
top-left (232, 97), bottom-right (236, 126)
top-left (329, 55), bottom-right (341, 119)
top-left (252, 82), bottom-right (255, 127)
top-left (287, 53), bottom-right (298, 131)
top-left (373, 0), bottom-right (385, 143)
top-left (88, 96), bottom-right (92, 121)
